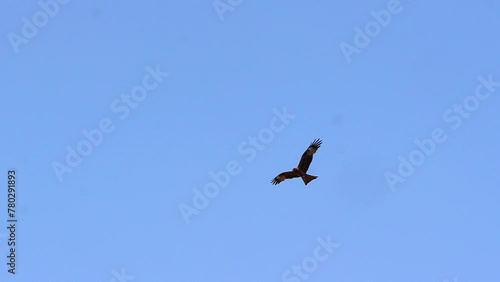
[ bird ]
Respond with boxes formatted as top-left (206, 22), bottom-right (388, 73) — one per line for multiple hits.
top-left (271, 139), bottom-right (322, 185)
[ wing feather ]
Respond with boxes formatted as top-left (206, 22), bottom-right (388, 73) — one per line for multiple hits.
top-left (297, 139), bottom-right (322, 173)
top-left (271, 171), bottom-right (300, 185)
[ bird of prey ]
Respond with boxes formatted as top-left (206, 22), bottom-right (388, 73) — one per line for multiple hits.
top-left (271, 139), bottom-right (322, 185)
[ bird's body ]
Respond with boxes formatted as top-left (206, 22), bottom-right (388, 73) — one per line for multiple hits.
top-left (271, 168), bottom-right (318, 185)
top-left (271, 139), bottom-right (322, 186)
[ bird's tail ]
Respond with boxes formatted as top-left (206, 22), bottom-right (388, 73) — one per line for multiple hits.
top-left (301, 174), bottom-right (318, 185)
top-left (292, 168), bottom-right (318, 185)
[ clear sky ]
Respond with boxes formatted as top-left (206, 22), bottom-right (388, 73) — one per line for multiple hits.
top-left (1, 0), bottom-right (499, 281)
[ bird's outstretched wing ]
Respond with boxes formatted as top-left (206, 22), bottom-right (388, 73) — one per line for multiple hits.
top-left (297, 139), bottom-right (322, 173)
top-left (271, 171), bottom-right (300, 185)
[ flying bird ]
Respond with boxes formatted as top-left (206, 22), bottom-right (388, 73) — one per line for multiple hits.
top-left (271, 139), bottom-right (322, 185)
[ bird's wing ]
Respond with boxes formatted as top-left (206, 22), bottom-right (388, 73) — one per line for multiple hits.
top-left (271, 171), bottom-right (300, 185)
top-left (297, 139), bottom-right (322, 173)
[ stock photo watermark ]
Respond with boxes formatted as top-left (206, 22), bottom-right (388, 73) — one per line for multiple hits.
top-left (281, 235), bottom-right (340, 282)
top-left (339, 0), bottom-right (405, 63)
top-left (5, 170), bottom-right (17, 275)
top-left (178, 107), bottom-right (296, 224)
top-left (108, 267), bottom-right (135, 282)
top-left (385, 74), bottom-right (499, 191)
top-left (213, 0), bottom-right (242, 21)
top-left (51, 65), bottom-right (169, 183)
top-left (7, 0), bottom-right (71, 53)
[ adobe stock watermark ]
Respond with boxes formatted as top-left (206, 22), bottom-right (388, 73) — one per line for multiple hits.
top-left (108, 267), bottom-right (135, 282)
top-left (7, 0), bottom-right (71, 54)
top-left (51, 65), bottom-right (170, 183)
top-left (213, 0), bottom-right (242, 21)
top-left (385, 74), bottom-right (499, 191)
top-left (178, 106), bottom-right (296, 224)
top-left (281, 235), bottom-right (340, 282)
top-left (339, 0), bottom-right (405, 63)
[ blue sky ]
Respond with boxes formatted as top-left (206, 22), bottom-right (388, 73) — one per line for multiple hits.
top-left (1, 0), bottom-right (499, 281)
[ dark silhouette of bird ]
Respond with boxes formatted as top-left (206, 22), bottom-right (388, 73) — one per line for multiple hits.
top-left (271, 139), bottom-right (322, 185)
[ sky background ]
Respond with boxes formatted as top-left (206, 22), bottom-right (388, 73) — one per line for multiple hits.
top-left (1, 0), bottom-right (499, 281)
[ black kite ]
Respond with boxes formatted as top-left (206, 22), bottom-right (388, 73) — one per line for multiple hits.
top-left (271, 139), bottom-right (322, 185)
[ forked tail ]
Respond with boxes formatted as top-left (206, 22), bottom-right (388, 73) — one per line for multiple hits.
top-left (292, 168), bottom-right (318, 185)
top-left (301, 174), bottom-right (318, 185)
